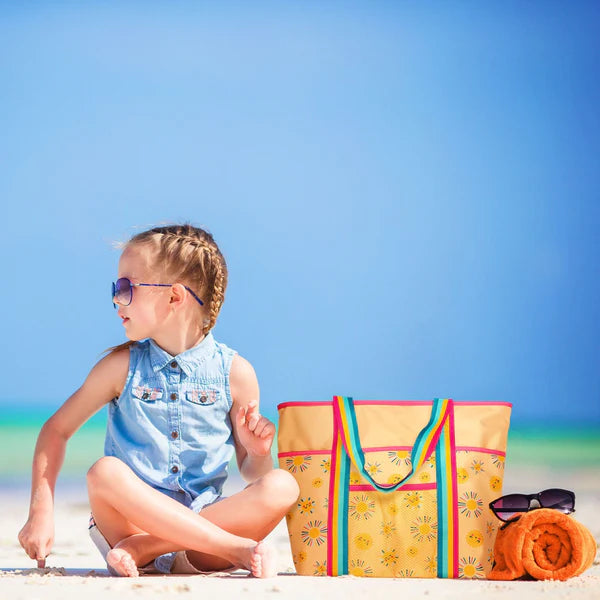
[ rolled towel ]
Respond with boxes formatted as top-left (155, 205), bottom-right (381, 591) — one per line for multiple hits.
top-left (489, 508), bottom-right (597, 581)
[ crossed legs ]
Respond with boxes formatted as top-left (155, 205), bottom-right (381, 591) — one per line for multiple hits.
top-left (86, 456), bottom-right (299, 577)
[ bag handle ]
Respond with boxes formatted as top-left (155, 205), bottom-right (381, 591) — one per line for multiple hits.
top-left (332, 396), bottom-right (451, 492)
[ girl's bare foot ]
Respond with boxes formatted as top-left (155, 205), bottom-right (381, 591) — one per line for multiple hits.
top-left (248, 541), bottom-right (276, 578)
top-left (106, 547), bottom-right (139, 577)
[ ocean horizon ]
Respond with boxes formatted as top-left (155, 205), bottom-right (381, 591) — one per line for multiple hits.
top-left (2, 403), bottom-right (599, 485)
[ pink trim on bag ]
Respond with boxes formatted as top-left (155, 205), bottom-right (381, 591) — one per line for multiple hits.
top-left (354, 400), bottom-right (434, 406)
top-left (326, 417), bottom-right (338, 575)
top-left (277, 450), bottom-right (332, 458)
top-left (278, 400), bottom-right (513, 409)
top-left (454, 401), bottom-right (512, 407)
top-left (277, 401), bottom-right (332, 409)
top-left (349, 483), bottom-right (437, 492)
top-left (449, 403), bottom-right (459, 577)
top-left (456, 446), bottom-right (506, 456)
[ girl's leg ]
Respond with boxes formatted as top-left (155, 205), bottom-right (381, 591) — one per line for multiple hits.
top-left (113, 467), bottom-right (300, 573)
top-left (87, 456), bottom-right (298, 576)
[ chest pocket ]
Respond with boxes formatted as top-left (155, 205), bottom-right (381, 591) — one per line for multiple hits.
top-left (185, 388), bottom-right (220, 406)
top-left (132, 385), bottom-right (164, 402)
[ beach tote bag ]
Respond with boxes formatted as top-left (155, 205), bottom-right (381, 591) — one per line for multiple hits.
top-left (278, 396), bottom-right (511, 578)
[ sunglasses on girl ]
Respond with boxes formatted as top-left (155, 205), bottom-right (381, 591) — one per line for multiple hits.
top-left (111, 277), bottom-right (204, 308)
top-left (489, 488), bottom-right (575, 522)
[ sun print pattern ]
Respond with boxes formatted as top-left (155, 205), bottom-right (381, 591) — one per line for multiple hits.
top-left (458, 491), bottom-right (483, 518)
top-left (349, 559), bottom-right (374, 577)
top-left (470, 459), bottom-right (485, 474)
top-left (458, 556), bottom-right (485, 579)
top-left (300, 520), bottom-right (327, 546)
top-left (410, 515), bottom-right (437, 542)
top-left (281, 441), bottom-right (506, 577)
top-left (353, 532), bottom-right (373, 551)
top-left (313, 560), bottom-right (327, 576)
top-left (349, 494), bottom-right (375, 520)
top-left (404, 491), bottom-right (423, 510)
top-left (388, 450), bottom-right (411, 466)
top-left (297, 497), bottom-right (315, 514)
top-left (397, 569), bottom-right (416, 577)
top-left (380, 549), bottom-right (399, 567)
top-left (285, 455), bottom-right (311, 473)
top-left (489, 476), bottom-right (502, 492)
top-left (366, 461), bottom-right (382, 476)
top-left (491, 454), bottom-right (505, 469)
top-left (380, 521), bottom-right (396, 538)
top-left (425, 555), bottom-right (437, 575)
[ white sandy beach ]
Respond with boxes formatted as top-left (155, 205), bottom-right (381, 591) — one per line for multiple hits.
top-left (1, 466), bottom-right (598, 600)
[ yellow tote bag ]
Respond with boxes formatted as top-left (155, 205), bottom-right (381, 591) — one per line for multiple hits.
top-left (278, 397), bottom-right (511, 578)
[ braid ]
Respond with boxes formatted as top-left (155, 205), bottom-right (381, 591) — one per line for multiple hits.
top-left (128, 223), bottom-right (228, 335)
top-left (207, 248), bottom-right (227, 333)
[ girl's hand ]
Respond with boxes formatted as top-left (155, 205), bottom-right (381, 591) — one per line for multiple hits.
top-left (236, 401), bottom-right (275, 458)
top-left (18, 512), bottom-right (54, 568)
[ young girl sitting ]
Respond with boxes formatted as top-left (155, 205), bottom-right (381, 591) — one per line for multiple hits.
top-left (18, 224), bottom-right (299, 578)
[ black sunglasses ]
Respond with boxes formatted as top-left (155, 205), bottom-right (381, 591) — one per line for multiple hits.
top-left (489, 488), bottom-right (575, 522)
top-left (111, 277), bottom-right (204, 308)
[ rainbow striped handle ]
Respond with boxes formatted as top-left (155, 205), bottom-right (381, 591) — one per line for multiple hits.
top-left (327, 396), bottom-right (459, 577)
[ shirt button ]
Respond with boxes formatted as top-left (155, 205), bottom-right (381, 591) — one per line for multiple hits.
top-left (170, 392), bottom-right (177, 401)
top-left (170, 361), bottom-right (178, 369)
top-left (171, 431), bottom-right (179, 439)
top-left (171, 466), bottom-right (179, 474)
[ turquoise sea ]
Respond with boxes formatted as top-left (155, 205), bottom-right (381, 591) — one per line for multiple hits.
top-left (2, 404), bottom-right (599, 487)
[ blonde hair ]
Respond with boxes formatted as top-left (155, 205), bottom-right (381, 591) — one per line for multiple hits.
top-left (108, 223), bottom-right (228, 353)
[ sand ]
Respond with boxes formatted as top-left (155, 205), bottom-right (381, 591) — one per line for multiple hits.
top-left (1, 466), bottom-right (598, 600)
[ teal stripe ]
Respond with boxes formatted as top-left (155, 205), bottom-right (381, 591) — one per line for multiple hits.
top-left (411, 398), bottom-right (445, 464)
top-left (337, 448), bottom-right (350, 575)
top-left (436, 426), bottom-right (449, 577)
top-left (345, 396), bottom-right (365, 470)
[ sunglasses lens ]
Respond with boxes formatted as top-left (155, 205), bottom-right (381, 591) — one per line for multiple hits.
top-left (491, 494), bottom-right (530, 521)
top-left (113, 278), bottom-right (132, 306)
top-left (539, 489), bottom-right (574, 513)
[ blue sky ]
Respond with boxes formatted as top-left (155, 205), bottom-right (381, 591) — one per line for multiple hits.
top-left (1, 1), bottom-right (598, 425)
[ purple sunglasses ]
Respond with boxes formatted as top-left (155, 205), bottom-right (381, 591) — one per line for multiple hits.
top-left (112, 277), bottom-right (204, 308)
top-left (489, 488), bottom-right (575, 522)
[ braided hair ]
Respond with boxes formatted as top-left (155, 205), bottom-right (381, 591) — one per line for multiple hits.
top-left (107, 223), bottom-right (228, 355)
top-left (129, 224), bottom-right (228, 334)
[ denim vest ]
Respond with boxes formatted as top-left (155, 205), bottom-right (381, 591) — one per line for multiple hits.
top-left (104, 332), bottom-right (237, 512)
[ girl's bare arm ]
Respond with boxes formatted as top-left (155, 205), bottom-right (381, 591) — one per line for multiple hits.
top-left (18, 348), bottom-right (129, 564)
top-left (229, 355), bottom-right (275, 483)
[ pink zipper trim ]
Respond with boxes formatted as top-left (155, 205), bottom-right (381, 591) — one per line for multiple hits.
top-left (278, 400), bottom-right (513, 409)
top-left (277, 450), bottom-right (331, 458)
top-left (278, 401), bottom-right (332, 409)
top-left (454, 401), bottom-right (512, 407)
top-left (458, 446), bottom-right (506, 456)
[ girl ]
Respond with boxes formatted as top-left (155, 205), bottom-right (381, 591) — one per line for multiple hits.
top-left (18, 224), bottom-right (299, 578)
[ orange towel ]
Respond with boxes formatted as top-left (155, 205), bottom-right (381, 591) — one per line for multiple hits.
top-left (489, 508), bottom-right (597, 581)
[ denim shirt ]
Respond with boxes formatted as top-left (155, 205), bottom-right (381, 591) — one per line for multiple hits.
top-left (104, 332), bottom-right (237, 512)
